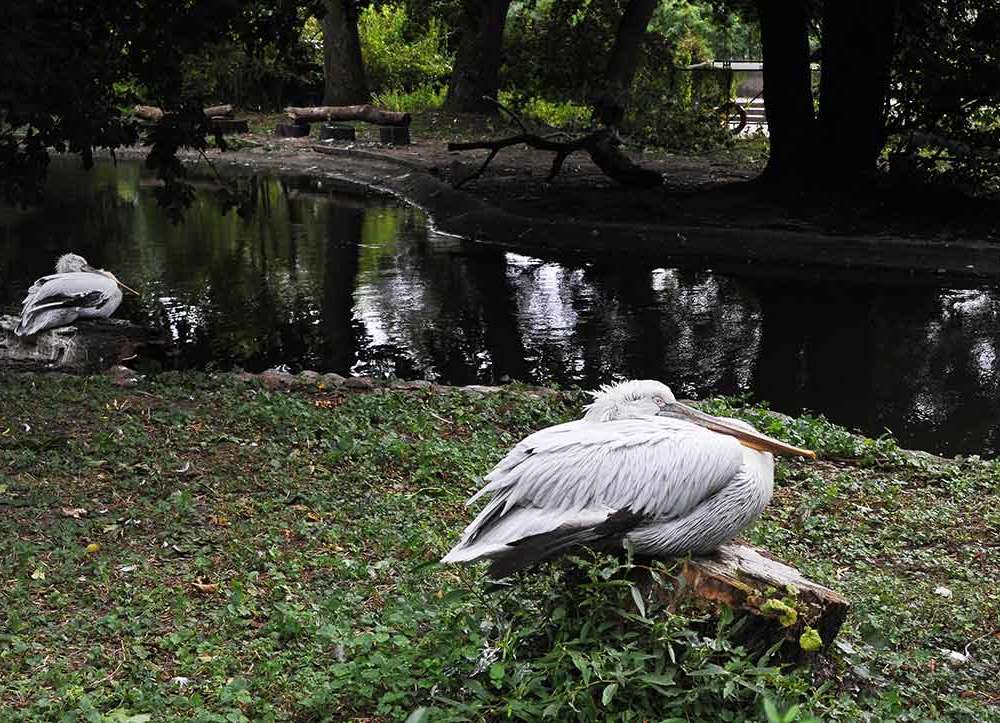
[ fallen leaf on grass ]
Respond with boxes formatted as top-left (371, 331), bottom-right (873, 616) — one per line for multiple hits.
top-left (31, 568), bottom-right (46, 580)
top-left (86, 542), bottom-right (101, 554)
top-left (62, 507), bottom-right (88, 518)
top-left (191, 580), bottom-right (220, 595)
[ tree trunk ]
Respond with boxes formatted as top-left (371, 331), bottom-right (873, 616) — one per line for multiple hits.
top-left (592, 0), bottom-right (659, 126)
top-left (756, 0), bottom-right (815, 181)
top-left (321, 0), bottom-right (368, 106)
top-left (817, 0), bottom-right (899, 184)
top-left (444, 0), bottom-right (513, 114)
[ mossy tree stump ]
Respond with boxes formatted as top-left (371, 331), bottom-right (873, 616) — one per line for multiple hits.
top-left (643, 543), bottom-right (849, 659)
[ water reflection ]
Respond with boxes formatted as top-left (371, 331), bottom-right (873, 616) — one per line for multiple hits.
top-left (1, 159), bottom-right (999, 456)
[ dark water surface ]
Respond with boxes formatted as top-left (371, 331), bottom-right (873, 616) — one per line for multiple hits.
top-left (2, 160), bottom-right (999, 457)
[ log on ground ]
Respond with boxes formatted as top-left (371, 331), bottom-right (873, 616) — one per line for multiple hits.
top-left (644, 542), bottom-right (849, 656)
top-left (0, 316), bottom-right (164, 373)
top-left (133, 104), bottom-right (234, 123)
top-left (284, 105), bottom-right (411, 127)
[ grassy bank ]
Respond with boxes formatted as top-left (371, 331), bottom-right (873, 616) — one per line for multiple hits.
top-left (1, 373), bottom-right (997, 721)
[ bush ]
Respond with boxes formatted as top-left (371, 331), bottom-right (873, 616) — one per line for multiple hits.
top-left (497, 90), bottom-right (592, 130)
top-left (359, 3), bottom-right (452, 93)
top-left (372, 85), bottom-right (447, 113)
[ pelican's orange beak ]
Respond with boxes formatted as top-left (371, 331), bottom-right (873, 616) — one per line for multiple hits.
top-left (659, 401), bottom-right (816, 458)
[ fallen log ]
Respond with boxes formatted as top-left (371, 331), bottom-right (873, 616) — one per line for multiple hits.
top-left (446, 99), bottom-right (661, 189)
top-left (284, 105), bottom-right (411, 127)
top-left (133, 104), bottom-right (234, 123)
top-left (643, 542), bottom-right (849, 657)
top-left (0, 316), bottom-right (164, 372)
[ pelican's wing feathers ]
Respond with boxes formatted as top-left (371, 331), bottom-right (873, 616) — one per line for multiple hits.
top-left (16, 272), bottom-right (119, 336)
top-left (443, 417), bottom-right (746, 574)
top-left (474, 417), bottom-right (744, 516)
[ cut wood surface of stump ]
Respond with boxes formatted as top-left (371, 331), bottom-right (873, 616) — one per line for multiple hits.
top-left (645, 542), bottom-right (849, 657)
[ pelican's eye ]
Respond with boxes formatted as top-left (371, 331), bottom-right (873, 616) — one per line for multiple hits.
top-left (653, 396), bottom-right (667, 408)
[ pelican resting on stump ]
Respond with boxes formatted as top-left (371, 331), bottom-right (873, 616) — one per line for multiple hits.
top-left (442, 380), bottom-right (815, 578)
top-left (15, 253), bottom-right (138, 337)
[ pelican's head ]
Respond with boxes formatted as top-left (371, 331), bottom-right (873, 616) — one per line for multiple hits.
top-left (55, 253), bottom-right (94, 274)
top-left (585, 378), bottom-right (815, 459)
top-left (55, 253), bottom-right (140, 295)
top-left (584, 379), bottom-right (676, 422)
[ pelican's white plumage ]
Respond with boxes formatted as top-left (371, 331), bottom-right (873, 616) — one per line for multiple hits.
top-left (15, 254), bottom-right (128, 337)
top-left (442, 380), bottom-right (811, 577)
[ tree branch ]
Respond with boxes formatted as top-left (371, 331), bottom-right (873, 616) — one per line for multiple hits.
top-left (448, 126), bottom-right (662, 189)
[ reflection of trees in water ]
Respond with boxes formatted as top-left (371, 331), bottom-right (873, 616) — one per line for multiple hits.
top-left (6, 160), bottom-right (1000, 455)
top-left (895, 290), bottom-right (1000, 453)
top-left (317, 204), bottom-right (362, 373)
top-left (352, 222), bottom-right (527, 383)
top-left (747, 281), bottom-right (1000, 455)
top-left (350, 243), bottom-right (761, 390)
top-left (506, 259), bottom-right (761, 394)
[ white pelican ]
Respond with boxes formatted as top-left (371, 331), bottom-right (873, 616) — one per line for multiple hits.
top-left (442, 380), bottom-right (815, 577)
top-left (15, 253), bottom-right (139, 337)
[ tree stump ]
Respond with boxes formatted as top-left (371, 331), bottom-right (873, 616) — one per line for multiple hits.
top-left (0, 316), bottom-right (163, 372)
top-left (644, 543), bottom-right (849, 658)
top-left (318, 123), bottom-right (356, 141)
top-left (379, 125), bottom-right (411, 145)
top-left (276, 123), bottom-right (310, 138)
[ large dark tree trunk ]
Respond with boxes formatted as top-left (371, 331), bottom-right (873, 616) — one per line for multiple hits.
top-left (757, 0), bottom-right (815, 182)
top-left (321, 0), bottom-right (368, 106)
top-left (444, 0), bottom-right (513, 114)
top-left (593, 0), bottom-right (659, 126)
top-left (817, 0), bottom-right (900, 184)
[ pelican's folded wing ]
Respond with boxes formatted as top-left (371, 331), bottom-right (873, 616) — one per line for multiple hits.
top-left (442, 417), bottom-right (746, 573)
top-left (15, 273), bottom-right (116, 336)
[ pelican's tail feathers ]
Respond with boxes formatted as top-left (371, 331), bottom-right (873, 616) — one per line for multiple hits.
top-left (14, 313), bottom-right (46, 337)
top-left (485, 508), bottom-right (642, 578)
top-left (441, 505), bottom-right (642, 578)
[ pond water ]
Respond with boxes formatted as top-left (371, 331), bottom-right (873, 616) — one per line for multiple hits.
top-left (2, 159), bottom-right (1000, 457)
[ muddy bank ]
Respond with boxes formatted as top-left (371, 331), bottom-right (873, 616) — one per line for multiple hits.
top-left (108, 142), bottom-right (1000, 279)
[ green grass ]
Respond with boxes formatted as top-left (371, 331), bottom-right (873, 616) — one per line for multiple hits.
top-left (1, 373), bottom-right (997, 721)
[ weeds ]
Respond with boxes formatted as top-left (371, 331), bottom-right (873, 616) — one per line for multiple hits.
top-left (1, 374), bottom-right (997, 721)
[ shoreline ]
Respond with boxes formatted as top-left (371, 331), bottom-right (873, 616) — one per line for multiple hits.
top-left (106, 144), bottom-right (1000, 281)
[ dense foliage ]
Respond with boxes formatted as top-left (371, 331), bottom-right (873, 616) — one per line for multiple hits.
top-left (887, 0), bottom-right (1000, 193)
top-left (2, 0), bottom-right (999, 204)
top-left (0, 0), bottom-right (313, 210)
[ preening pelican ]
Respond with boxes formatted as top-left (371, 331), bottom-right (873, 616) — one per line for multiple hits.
top-left (15, 253), bottom-right (139, 337)
top-left (442, 380), bottom-right (815, 577)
